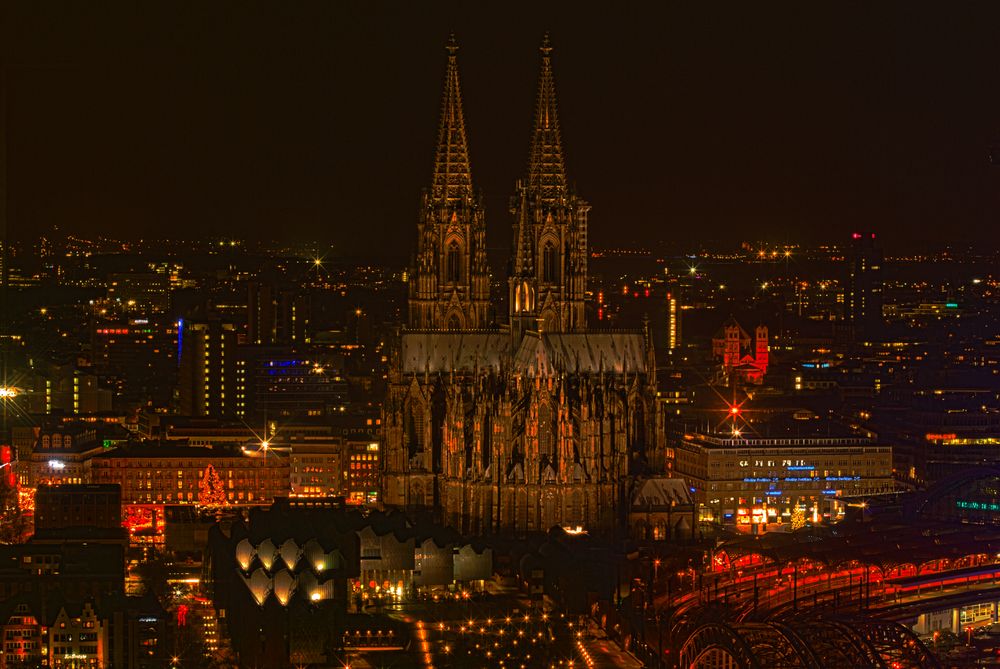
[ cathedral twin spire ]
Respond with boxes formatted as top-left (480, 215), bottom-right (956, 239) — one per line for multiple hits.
top-left (412, 33), bottom-right (585, 333)
top-left (429, 33), bottom-right (569, 207)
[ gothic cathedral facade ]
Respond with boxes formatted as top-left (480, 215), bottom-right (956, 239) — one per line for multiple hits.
top-left (382, 36), bottom-right (664, 537)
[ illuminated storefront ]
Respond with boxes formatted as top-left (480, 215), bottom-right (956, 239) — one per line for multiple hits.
top-left (675, 425), bottom-right (894, 533)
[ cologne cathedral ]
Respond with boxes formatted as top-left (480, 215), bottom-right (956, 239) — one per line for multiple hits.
top-left (382, 36), bottom-right (663, 536)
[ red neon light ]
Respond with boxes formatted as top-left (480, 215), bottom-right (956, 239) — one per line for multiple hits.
top-left (0, 446), bottom-right (13, 488)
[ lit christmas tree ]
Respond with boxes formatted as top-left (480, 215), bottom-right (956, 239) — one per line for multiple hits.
top-left (198, 464), bottom-right (228, 511)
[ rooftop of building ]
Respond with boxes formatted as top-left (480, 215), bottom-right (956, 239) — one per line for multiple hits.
top-left (399, 329), bottom-right (649, 376)
top-left (0, 542), bottom-right (124, 578)
top-left (32, 527), bottom-right (129, 543)
top-left (219, 499), bottom-right (488, 555)
top-left (686, 411), bottom-right (875, 447)
top-left (92, 442), bottom-right (287, 462)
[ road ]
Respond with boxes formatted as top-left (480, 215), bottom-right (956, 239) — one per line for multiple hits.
top-left (577, 636), bottom-right (643, 669)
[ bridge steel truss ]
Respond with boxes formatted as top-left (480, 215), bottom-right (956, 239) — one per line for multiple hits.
top-left (675, 617), bottom-right (940, 669)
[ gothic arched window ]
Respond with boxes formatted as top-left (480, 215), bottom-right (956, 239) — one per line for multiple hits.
top-left (446, 241), bottom-right (461, 283)
top-left (542, 242), bottom-right (557, 283)
top-left (447, 314), bottom-right (461, 330)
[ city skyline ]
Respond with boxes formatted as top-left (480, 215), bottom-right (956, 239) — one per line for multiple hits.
top-left (6, 2), bottom-right (1000, 255)
top-left (1, 6), bottom-right (1000, 668)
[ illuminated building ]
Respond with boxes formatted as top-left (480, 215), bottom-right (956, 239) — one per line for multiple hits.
top-left (288, 438), bottom-right (344, 497)
top-left (666, 290), bottom-right (681, 352)
top-left (844, 231), bottom-right (884, 342)
top-left (675, 413), bottom-right (894, 532)
top-left (107, 272), bottom-right (170, 312)
top-left (0, 601), bottom-right (44, 669)
top-left (383, 36), bottom-right (662, 536)
top-left (0, 594), bottom-right (166, 669)
top-left (177, 317), bottom-right (238, 418)
top-left (89, 444), bottom-right (289, 507)
top-left (711, 317), bottom-right (769, 385)
top-left (207, 499), bottom-right (490, 667)
top-left (29, 423), bottom-right (106, 486)
top-left (49, 601), bottom-right (107, 668)
top-left (346, 440), bottom-right (379, 505)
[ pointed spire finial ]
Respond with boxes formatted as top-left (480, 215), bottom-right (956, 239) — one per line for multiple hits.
top-left (431, 34), bottom-right (474, 203)
top-left (526, 33), bottom-right (567, 202)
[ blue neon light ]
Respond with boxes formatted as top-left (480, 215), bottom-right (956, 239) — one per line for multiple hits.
top-left (765, 491), bottom-right (782, 496)
top-left (787, 466), bottom-right (814, 471)
top-left (176, 319), bottom-right (183, 367)
top-left (822, 490), bottom-right (837, 495)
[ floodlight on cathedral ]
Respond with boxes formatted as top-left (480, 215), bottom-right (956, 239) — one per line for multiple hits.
top-left (382, 35), bottom-right (664, 537)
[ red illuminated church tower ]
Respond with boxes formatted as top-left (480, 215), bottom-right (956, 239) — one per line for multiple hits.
top-left (712, 317), bottom-right (769, 385)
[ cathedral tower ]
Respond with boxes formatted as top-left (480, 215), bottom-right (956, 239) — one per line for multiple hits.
top-left (409, 35), bottom-right (490, 330)
top-left (509, 35), bottom-right (590, 341)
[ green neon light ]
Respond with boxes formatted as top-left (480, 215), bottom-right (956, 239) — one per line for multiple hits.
top-left (957, 500), bottom-right (1000, 512)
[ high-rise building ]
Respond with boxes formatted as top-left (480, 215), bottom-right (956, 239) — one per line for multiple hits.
top-left (90, 316), bottom-right (177, 408)
top-left (382, 36), bottom-right (662, 537)
top-left (238, 348), bottom-right (348, 420)
top-left (844, 232), bottom-right (884, 341)
top-left (247, 281), bottom-right (311, 345)
top-left (177, 317), bottom-right (238, 417)
top-left (666, 290), bottom-right (681, 352)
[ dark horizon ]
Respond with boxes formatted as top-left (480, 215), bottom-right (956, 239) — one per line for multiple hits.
top-left (6, 1), bottom-right (1000, 255)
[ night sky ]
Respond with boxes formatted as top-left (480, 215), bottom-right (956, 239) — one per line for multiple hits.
top-left (5, 1), bottom-right (1000, 256)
